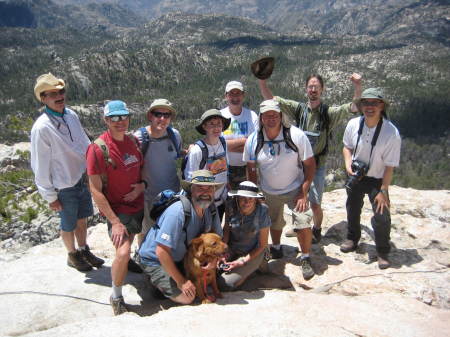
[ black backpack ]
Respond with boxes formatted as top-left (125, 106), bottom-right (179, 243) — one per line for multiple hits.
top-left (181, 136), bottom-right (227, 179)
top-left (139, 126), bottom-right (181, 158)
top-left (254, 126), bottom-right (298, 159)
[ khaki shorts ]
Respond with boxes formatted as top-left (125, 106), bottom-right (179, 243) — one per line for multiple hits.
top-left (264, 189), bottom-right (312, 231)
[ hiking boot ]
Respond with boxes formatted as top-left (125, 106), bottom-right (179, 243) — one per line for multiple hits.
top-left (110, 296), bottom-right (127, 316)
top-left (284, 227), bottom-right (297, 237)
top-left (80, 246), bottom-right (104, 268)
top-left (301, 257), bottom-right (315, 280)
top-left (270, 246), bottom-right (283, 259)
top-left (340, 240), bottom-right (357, 253)
top-left (128, 258), bottom-right (143, 273)
top-left (311, 226), bottom-right (322, 244)
top-left (377, 254), bottom-right (391, 269)
top-left (67, 251), bottom-right (92, 272)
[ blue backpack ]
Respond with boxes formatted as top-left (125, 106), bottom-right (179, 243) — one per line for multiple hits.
top-left (139, 126), bottom-right (181, 158)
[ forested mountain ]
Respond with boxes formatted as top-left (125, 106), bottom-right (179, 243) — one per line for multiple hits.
top-left (0, 0), bottom-right (448, 190)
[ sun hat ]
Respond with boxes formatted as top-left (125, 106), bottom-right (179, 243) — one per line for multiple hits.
top-left (34, 73), bottom-right (65, 102)
top-left (147, 98), bottom-right (176, 117)
top-left (104, 100), bottom-right (129, 117)
top-left (181, 170), bottom-right (225, 192)
top-left (225, 81), bottom-right (244, 93)
top-left (355, 88), bottom-right (390, 111)
top-left (251, 57), bottom-right (275, 80)
top-left (259, 99), bottom-right (291, 128)
top-left (228, 181), bottom-right (263, 198)
top-left (195, 109), bottom-right (231, 135)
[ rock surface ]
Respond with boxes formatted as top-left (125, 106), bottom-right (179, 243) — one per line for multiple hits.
top-left (0, 186), bottom-right (449, 337)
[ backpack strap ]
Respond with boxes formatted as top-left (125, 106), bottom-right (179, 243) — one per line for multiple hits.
top-left (197, 139), bottom-right (209, 169)
top-left (282, 126), bottom-right (298, 153)
top-left (219, 135), bottom-right (227, 152)
top-left (167, 126), bottom-right (182, 158)
top-left (314, 103), bottom-right (330, 166)
top-left (294, 102), bottom-right (308, 128)
top-left (254, 128), bottom-right (265, 159)
top-left (139, 127), bottom-right (150, 156)
top-left (93, 137), bottom-right (115, 191)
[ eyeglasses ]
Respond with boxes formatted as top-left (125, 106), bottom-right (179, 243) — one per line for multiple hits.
top-left (42, 89), bottom-right (65, 98)
top-left (192, 176), bottom-right (215, 183)
top-left (152, 111), bottom-right (172, 119)
top-left (360, 100), bottom-right (382, 107)
top-left (109, 115), bottom-right (130, 122)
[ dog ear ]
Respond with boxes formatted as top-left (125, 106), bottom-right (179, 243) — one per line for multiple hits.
top-left (191, 237), bottom-right (204, 258)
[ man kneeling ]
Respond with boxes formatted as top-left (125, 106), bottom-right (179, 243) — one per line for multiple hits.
top-left (138, 170), bottom-right (223, 304)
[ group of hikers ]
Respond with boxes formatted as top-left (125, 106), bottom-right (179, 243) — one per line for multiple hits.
top-left (30, 68), bottom-right (401, 315)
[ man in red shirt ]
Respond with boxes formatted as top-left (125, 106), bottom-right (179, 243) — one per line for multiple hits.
top-left (86, 100), bottom-right (145, 315)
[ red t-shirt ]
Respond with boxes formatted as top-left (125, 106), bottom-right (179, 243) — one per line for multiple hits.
top-left (86, 131), bottom-right (144, 215)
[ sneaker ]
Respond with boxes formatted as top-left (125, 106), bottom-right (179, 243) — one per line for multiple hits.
top-left (270, 246), bottom-right (283, 259)
top-left (128, 258), bottom-right (143, 273)
top-left (80, 246), bottom-right (105, 268)
top-left (377, 254), bottom-right (391, 269)
top-left (67, 251), bottom-right (92, 272)
top-left (301, 257), bottom-right (315, 280)
top-left (284, 227), bottom-right (297, 237)
top-left (110, 296), bottom-right (127, 316)
top-left (311, 226), bottom-right (322, 244)
top-left (340, 239), bottom-right (357, 253)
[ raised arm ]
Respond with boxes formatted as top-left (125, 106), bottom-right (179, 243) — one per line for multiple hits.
top-left (258, 79), bottom-right (274, 100)
top-left (350, 73), bottom-right (363, 112)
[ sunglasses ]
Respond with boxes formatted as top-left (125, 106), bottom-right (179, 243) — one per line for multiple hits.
top-left (267, 141), bottom-right (281, 156)
top-left (109, 115), bottom-right (130, 122)
top-left (192, 176), bottom-right (215, 183)
top-left (42, 89), bottom-right (66, 98)
top-left (360, 100), bottom-right (382, 107)
top-left (152, 111), bottom-right (172, 119)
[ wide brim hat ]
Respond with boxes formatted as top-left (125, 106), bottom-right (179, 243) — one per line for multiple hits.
top-left (259, 99), bottom-right (291, 128)
top-left (181, 169), bottom-right (225, 192)
top-left (147, 98), bottom-right (176, 117)
top-left (195, 109), bottom-right (231, 135)
top-left (228, 181), bottom-right (263, 198)
top-left (34, 73), bottom-right (65, 102)
top-left (354, 87), bottom-right (390, 111)
top-left (251, 57), bottom-right (275, 80)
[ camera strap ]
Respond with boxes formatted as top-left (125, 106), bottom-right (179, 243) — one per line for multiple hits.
top-left (353, 116), bottom-right (383, 166)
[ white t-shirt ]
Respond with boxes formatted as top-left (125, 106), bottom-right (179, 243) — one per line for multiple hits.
top-left (243, 126), bottom-right (314, 195)
top-left (221, 106), bottom-right (258, 166)
top-left (343, 117), bottom-right (401, 179)
top-left (183, 140), bottom-right (228, 205)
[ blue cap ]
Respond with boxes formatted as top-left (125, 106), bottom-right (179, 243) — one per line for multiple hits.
top-left (104, 100), bottom-right (129, 117)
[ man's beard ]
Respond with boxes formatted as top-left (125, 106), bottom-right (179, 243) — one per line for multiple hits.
top-left (195, 196), bottom-right (212, 209)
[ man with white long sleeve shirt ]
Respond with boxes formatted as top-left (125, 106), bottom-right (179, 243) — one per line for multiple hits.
top-left (30, 73), bottom-right (104, 272)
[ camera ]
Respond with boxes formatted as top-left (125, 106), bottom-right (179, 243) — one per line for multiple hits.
top-left (218, 262), bottom-right (230, 272)
top-left (345, 160), bottom-right (369, 190)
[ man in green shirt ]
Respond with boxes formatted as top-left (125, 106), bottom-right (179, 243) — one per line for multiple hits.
top-left (258, 73), bottom-right (362, 243)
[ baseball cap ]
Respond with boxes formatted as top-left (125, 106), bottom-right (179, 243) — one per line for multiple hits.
top-left (104, 100), bottom-right (129, 117)
top-left (225, 81), bottom-right (244, 93)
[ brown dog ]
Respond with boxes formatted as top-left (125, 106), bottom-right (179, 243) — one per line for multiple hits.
top-left (184, 233), bottom-right (228, 304)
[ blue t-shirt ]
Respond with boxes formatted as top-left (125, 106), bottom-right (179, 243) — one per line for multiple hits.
top-left (139, 200), bottom-right (223, 266)
top-left (226, 200), bottom-right (271, 257)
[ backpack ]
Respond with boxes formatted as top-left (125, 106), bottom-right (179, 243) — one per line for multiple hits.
top-left (254, 126), bottom-right (298, 159)
top-left (181, 136), bottom-right (227, 180)
top-left (294, 102), bottom-right (330, 165)
top-left (93, 133), bottom-right (140, 189)
top-left (139, 126), bottom-right (181, 158)
top-left (150, 189), bottom-right (217, 247)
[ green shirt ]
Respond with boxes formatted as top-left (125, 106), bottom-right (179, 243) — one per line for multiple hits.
top-left (275, 96), bottom-right (355, 167)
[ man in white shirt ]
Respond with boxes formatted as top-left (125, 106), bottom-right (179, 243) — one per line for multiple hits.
top-left (220, 81), bottom-right (258, 190)
top-left (341, 88), bottom-right (401, 269)
top-left (244, 100), bottom-right (317, 280)
top-left (30, 73), bottom-right (104, 272)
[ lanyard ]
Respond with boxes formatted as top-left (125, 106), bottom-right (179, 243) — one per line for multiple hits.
top-left (44, 108), bottom-right (73, 142)
top-left (352, 116), bottom-right (383, 168)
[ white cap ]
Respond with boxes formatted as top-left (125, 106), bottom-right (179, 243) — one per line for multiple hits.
top-left (225, 81), bottom-right (244, 93)
top-left (260, 99), bottom-right (280, 113)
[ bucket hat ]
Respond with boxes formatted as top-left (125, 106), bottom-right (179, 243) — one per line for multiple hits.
top-left (355, 88), bottom-right (390, 111)
top-left (195, 109), bottom-right (231, 135)
top-left (34, 73), bottom-right (65, 102)
top-left (147, 98), bottom-right (176, 117)
top-left (251, 57), bottom-right (275, 80)
top-left (181, 170), bottom-right (225, 192)
top-left (228, 181), bottom-right (263, 198)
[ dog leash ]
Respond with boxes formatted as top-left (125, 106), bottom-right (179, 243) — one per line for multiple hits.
top-left (201, 261), bottom-right (217, 303)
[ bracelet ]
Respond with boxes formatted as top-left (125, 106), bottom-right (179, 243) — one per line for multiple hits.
top-left (380, 189), bottom-right (389, 196)
top-left (139, 180), bottom-right (148, 188)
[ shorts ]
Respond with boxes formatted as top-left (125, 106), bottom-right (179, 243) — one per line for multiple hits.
top-left (309, 166), bottom-right (326, 205)
top-left (264, 189), bottom-right (312, 231)
top-left (228, 165), bottom-right (247, 191)
top-left (107, 210), bottom-right (144, 238)
top-left (57, 177), bottom-right (94, 232)
top-left (140, 262), bottom-right (183, 298)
